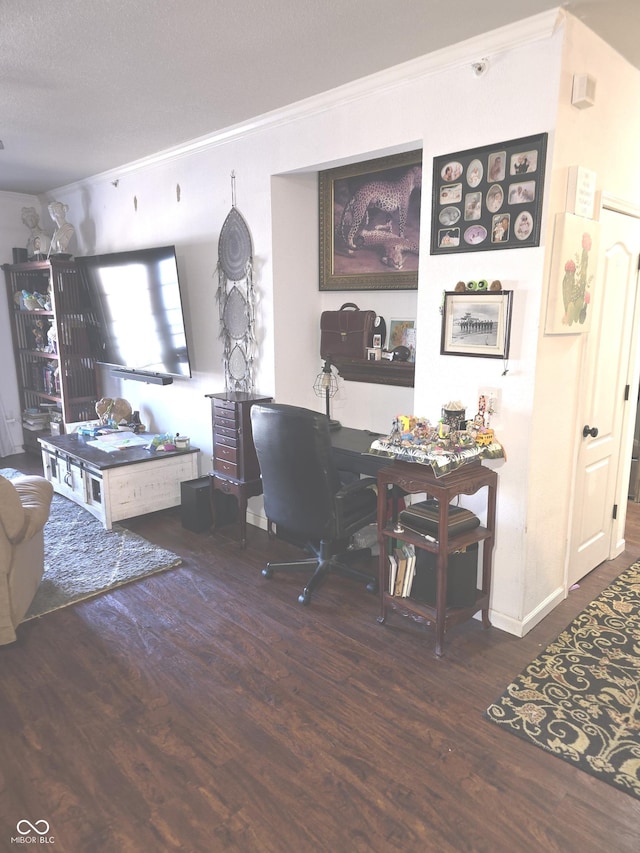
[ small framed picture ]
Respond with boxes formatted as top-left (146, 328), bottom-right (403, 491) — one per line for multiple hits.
top-left (372, 333), bottom-right (382, 348)
top-left (366, 347), bottom-right (381, 361)
top-left (441, 291), bottom-right (513, 358)
top-left (388, 319), bottom-right (416, 361)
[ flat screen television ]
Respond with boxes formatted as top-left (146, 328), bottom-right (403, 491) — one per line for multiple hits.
top-left (77, 245), bottom-right (192, 383)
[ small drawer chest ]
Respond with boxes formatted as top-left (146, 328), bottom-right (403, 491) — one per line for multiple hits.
top-left (205, 391), bottom-right (272, 547)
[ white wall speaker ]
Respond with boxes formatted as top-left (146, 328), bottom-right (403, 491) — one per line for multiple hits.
top-left (571, 73), bottom-right (596, 109)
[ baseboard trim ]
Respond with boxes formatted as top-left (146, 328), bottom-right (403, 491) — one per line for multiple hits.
top-left (247, 508), bottom-right (268, 532)
top-left (488, 586), bottom-right (565, 638)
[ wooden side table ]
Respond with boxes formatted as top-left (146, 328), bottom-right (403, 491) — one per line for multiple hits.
top-left (205, 392), bottom-right (272, 547)
top-left (377, 460), bottom-right (497, 656)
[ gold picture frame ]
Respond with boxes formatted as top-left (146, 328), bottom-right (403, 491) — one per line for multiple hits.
top-left (319, 150), bottom-right (422, 291)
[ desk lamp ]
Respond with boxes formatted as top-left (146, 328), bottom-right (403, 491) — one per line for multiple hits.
top-left (313, 358), bottom-right (341, 430)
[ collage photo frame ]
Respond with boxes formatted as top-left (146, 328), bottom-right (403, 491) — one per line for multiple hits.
top-left (430, 133), bottom-right (547, 255)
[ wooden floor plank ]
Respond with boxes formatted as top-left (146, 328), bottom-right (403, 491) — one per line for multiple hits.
top-left (2, 452), bottom-right (640, 852)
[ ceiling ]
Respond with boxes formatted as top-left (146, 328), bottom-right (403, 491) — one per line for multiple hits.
top-left (1, 0), bottom-right (638, 195)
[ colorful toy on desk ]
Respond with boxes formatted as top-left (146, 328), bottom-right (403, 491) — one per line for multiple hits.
top-left (146, 433), bottom-right (175, 452)
top-left (465, 395), bottom-right (497, 447)
top-left (475, 429), bottom-right (495, 446)
top-left (386, 408), bottom-right (499, 456)
top-left (389, 415), bottom-right (437, 447)
top-left (77, 424), bottom-right (103, 437)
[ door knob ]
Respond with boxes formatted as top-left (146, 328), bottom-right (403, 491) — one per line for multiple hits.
top-left (583, 425), bottom-right (599, 438)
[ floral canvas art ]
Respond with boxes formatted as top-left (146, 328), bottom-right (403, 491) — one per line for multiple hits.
top-left (545, 213), bottom-right (601, 334)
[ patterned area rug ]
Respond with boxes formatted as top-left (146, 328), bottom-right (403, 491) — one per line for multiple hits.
top-left (1, 468), bottom-right (182, 620)
top-left (485, 559), bottom-right (640, 800)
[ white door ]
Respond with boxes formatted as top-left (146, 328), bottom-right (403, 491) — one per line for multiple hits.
top-left (568, 206), bottom-right (640, 587)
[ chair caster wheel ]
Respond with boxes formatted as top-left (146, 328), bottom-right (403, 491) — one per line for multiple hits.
top-left (298, 590), bottom-right (311, 605)
top-left (366, 580), bottom-right (378, 594)
top-left (262, 567), bottom-right (274, 579)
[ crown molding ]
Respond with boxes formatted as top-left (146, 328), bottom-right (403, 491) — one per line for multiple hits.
top-left (50, 9), bottom-right (563, 194)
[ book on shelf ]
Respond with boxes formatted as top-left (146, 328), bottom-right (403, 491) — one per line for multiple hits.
top-left (393, 546), bottom-right (407, 596)
top-left (389, 543), bottom-right (416, 597)
top-left (401, 543), bottom-right (416, 597)
top-left (388, 551), bottom-right (398, 595)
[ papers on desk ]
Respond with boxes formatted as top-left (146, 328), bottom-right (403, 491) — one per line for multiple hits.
top-left (86, 431), bottom-right (150, 453)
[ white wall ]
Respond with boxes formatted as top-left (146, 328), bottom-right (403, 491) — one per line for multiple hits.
top-left (3, 11), bottom-right (638, 637)
top-left (522, 15), bottom-right (640, 628)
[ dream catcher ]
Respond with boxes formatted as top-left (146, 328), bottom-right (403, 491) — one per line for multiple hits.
top-left (216, 172), bottom-right (257, 393)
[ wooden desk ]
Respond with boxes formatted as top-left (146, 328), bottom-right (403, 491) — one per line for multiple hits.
top-left (376, 460), bottom-right (497, 656)
top-left (330, 425), bottom-right (388, 476)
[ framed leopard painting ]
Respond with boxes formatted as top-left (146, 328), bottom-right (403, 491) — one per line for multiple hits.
top-left (319, 149), bottom-right (422, 291)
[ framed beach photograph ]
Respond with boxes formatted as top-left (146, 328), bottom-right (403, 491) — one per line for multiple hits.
top-left (441, 291), bottom-right (513, 358)
top-left (319, 149), bottom-right (422, 291)
top-left (431, 133), bottom-right (547, 255)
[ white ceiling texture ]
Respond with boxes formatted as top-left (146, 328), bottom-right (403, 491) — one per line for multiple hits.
top-left (1, 0), bottom-right (638, 194)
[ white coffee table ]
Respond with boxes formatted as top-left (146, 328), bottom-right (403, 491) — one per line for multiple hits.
top-left (39, 433), bottom-right (199, 530)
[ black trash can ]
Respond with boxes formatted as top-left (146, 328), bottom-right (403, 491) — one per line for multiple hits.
top-left (181, 477), bottom-right (212, 533)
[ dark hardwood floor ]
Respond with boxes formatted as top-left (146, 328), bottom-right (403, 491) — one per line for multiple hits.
top-left (2, 451), bottom-right (640, 852)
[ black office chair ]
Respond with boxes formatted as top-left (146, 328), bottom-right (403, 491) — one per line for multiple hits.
top-left (250, 403), bottom-right (379, 605)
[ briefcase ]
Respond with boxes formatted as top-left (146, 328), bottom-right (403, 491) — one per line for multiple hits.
top-left (399, 499), bottom-right (480, 540)
top-left (320, 302), bottom-right (376, 360)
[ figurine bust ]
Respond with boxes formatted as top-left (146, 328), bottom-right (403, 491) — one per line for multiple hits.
top-left (48, 201), bottom-right (75, 255)
top-left (21, 207), bottom-right (51, 260)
